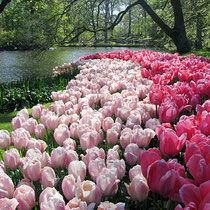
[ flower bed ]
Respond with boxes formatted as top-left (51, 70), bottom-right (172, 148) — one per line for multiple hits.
top-left (0, 50), bottom-right (209, 209)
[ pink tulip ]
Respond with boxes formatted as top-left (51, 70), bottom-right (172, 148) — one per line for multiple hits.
top-left (96, 168), bottom-right (120, 197)
top-left (14, 185), bottom-right (35, 210)
top-left (0, 130), bottom-right (11, 149)
top-left (22, 159), bottom-right (41, 181)
top-left (97, 201), bottom-right (125, 210)
top-left (68, 160), bottom-right (86, 181)
top-left (25, 148), bottom-right (42, 162)
top-left (124, 143), bottom-right (140, 166)
top-left (39, 187), bottom-right (65, 210)
top-left (69, 123), bottom-right (79, 139)
top-left (41, 167), bottom-right (57, 188)
top-left (65, 198), bottom-right (87, 210)
top-left (51, 147), bottom-right (67, 168)
top-left (16, 108), bottom-right (29, 121)
top-left (78, 180), bottom-right (101, 204)
top-left (11, 116), bottom-right (25, 131)
top-left (102, 117), bottom-right (114, 132)
top-left (31, 104), bottom-right (45, 119)
top-left (158, 101), bottom-right (179, 123)
top-left (125, 174), bottom-right (149, 202)
top-left (35, 124), bottom-right (45, 139)
top-left (54, 125), bottom-right (70, 145)
top-left (156, 125), bottom-right (187, 157)
top-left (0, 161), bottom-right (6, 173)
top-left (62, 174), bottom-right (77, 200)
top-left (107, 159), bottom-right (126, 180)
top-left (116, 107), bottom-right (130, 121)
top-left (140, 148), bottom-right (162, 178)
top-left (77, 124), bottom-right (92, 139)
top-left (88, 158), bottom-right (106, 181)
top-left (0, 198), bottom-right (18, 210)
top-left (0, 172), bottom-right (14, 199)
top-left (80, 130), bottom-right (100, 151)
top-left (3, 148), bottom-right (20, 170)
top-left (126, 114), bottom-right (141, 129)
top-left (106, 128), bottom-right (119, 145)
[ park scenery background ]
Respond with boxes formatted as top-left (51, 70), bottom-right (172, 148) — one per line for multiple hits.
top-left (0, 0), bottom-right (210, 209)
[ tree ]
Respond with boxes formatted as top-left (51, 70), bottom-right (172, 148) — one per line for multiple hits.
top-left (0, 0), bottom-right (11, 13)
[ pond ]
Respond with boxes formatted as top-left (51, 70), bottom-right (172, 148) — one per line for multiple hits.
top-left (0, 46), bottom-right (159, 83)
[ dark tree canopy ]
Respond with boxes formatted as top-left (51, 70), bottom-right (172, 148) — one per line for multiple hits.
top-left (0, 0), bottom-right (11, 13)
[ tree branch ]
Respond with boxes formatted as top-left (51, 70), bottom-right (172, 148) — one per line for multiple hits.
top-left (0, 0), bottom-right (12, 13)
top-left (137, 0), bottom-right (172, 36)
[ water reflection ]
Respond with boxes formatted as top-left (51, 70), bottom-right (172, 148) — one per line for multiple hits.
top-left (0, 47), bottom-right (155, 83)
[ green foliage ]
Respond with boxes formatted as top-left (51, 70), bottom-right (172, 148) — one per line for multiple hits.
top-left (0, 70), bottom-right (78, 113)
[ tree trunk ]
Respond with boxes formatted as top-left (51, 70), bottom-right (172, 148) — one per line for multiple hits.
top-left (137, 0), bottom-right (191, 53)
top-left (0, 0), bottom-right (11, 13)
top-left (104, 0), bottom-right (109, 43)
top-left (128, 0), bottom-right (132, 37)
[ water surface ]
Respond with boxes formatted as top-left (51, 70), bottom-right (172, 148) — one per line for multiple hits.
top-left (0, 47), bottom-right (156, 83)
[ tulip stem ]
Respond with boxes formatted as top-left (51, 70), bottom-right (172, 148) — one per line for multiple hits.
top-left (156, 105), bottom-right (158, 118)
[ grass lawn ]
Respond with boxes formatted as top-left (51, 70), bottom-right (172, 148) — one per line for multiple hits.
top-left (182, 49), bottom-right (210, 58)
top-left (0, 102), bottom-right (52, 133)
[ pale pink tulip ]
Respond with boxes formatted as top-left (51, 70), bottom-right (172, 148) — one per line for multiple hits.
top-left (16, 108), bottom-right (29, 121)
top-left (107, 145), bottom-right (120, 161)
top-left (14, 185), bottom-right (35, 210)
top-left (107, 159), bottom-right (126, 180)
top-left (124, 143), bottom-right (140, 166)
top-left (41, 152), bottom-right (51, 168)
top-left (46, 115), bottom-right (59, 131)
top-left (31, 104), bottom-right (45, 119)
top-left (25, 148), bottom-right (42, 162)
top-left (51, 147), bottom-right (67, 168)
top-left (116, 107), bottom-right (130, 121)
top-left (96, 168), bottom-right (120, 197)
top-left (81, 147), bottom-right (105, 167)
top-left (63, 138), bottom-right (76, 151)
top-left (0, 172), bottom-right (14, 199)
top-left (80, 130), bottom-right (100, 151)
top-left (133, 128), bottom-right (155, 148)
top-left (0, 161), bottom-right (6, 173)
top-left (54, 101), bottom-right (65, 115)
top-left (88, 158), bottom-right (106, 181)
top-left (102, 117), bottom-right (114, 132)
top-left (126, 114), bottom-right (141, 129)
top-left (3, 148), bottom-right (20, 170)
top-left (16, 179), bottom-right (35, 190)
top-left (69, 123), bottom-right (79, 139)
top-left (68, 160), bottom-right (86, 181)
top-left (0, 130), bottom-right (11, 149)
top-left (106, 128), bottom-right (119, 145)
top-left (54, 125), bottom-right (70, 145)
top-left (39, 187), bottom-right (65, 210)
top-left (41, 167), bottom-right (56, 188)
top-left (66, 150), bottom-right (79, 166)
top-left (11, 128), bottom-right (30, 150)
top-left (35, 124), bottom-right (45, 139)
top-left (65, 197), bottom-right (87, 210)
top-left (125, 174), bottom-right (149, 202)
top-left (129, 165), bottom-right (143, 181)
top-left (11, 116), bottom-right (25, 131)
top-left (0, 198), bottom-right (18, 210)
top-left (145, 118), bottom-right (161, 131)
top-left (78, 180), bottom-right (101, 204)
top-left (22, 159), bottom-right (41, 181)
top-left (77, 124), bottom-right (91, 139)
top-left (62, 174), bottom-right (77, 200)
top-left (120, 128), bottom-right (133, 149)
top-left (98, 201), bottom-right (125, 210)
top-left (27, 138), bottom-right (42, 151)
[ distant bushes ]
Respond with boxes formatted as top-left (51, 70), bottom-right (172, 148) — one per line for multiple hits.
top-left (0, 65), bottom-right (80, 113)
